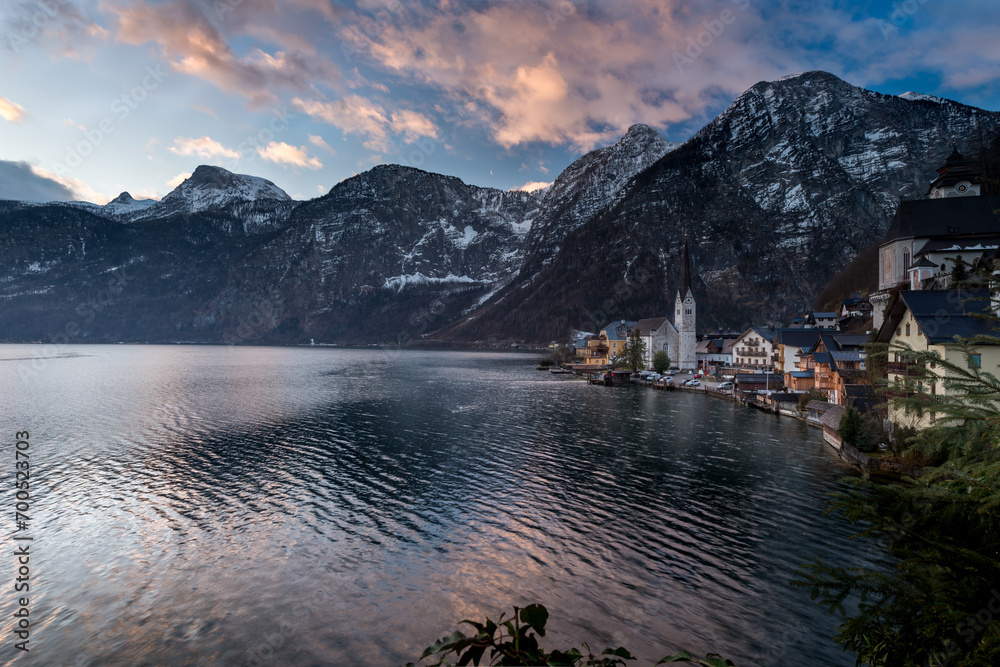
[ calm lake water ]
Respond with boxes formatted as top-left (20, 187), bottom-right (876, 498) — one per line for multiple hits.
top-left (0, 345), bottom-right (880, 666)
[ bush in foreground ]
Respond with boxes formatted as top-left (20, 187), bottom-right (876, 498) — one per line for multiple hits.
top-left (408, 604), bottom-right (734, 666)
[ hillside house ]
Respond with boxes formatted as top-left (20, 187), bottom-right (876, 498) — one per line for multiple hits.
top-left (870, 146), bottom-right (999, 329)
top-left (876, 289), bottom-right (1000, 430)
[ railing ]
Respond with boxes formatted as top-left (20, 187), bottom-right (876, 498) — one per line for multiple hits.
top-left (886, 362), bottom-right (925, 376)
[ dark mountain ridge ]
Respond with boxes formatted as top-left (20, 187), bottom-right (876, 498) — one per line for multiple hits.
top-left (1, 71), bottom-right (998, 344)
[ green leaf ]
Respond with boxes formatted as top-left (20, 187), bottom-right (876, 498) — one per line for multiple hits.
top-left (600, 647), bottom-right (636, 660)
top-left (519, 604), bottom-right (549, 636)
top-left (655, 650), bottom-right (694, 664)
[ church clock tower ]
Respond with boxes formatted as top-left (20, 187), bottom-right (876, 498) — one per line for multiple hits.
top-left (674, 241), bottom-right (697, 371)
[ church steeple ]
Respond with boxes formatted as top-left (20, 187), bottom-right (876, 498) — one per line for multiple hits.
top-left (674, 239), bottom-right (696, 370)
top-left (678, 239), bottom-right (693, 299)
top-left (927, 143), bottom-right (984, 198)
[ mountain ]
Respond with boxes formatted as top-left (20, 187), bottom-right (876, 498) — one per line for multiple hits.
top-left (101, 165), bottom-right (297, 234)
top-left (438, 71), bottom-right (1000, 342)
top-left (196, 164), bottom-right (544, 343)
top-left (521, 124), bottom-right (679, 274)
top-left (1, 71), bottom-right (998, 345)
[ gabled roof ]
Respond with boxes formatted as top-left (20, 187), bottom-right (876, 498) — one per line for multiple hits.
top-left (600, 320), bottom-right (637, 341)
top-left (813, 352), bottom-right (832, 364)
top-left (819, 404), bottom-right (847, 430)
top-left (813, 312), bottom-right (839, 319)
top-left (737, 326), bottom-right (776, 344)
top-left (830, 350), bottom-right (865, 363)
top-left (876, 289), bottom-right (1000, 344)
top-left (775, 328), bottom-right (824, 348)
top-left (831, 334), bottom-right (869, 348)
top-left (634, 317), bottom-right (670, 335)
top-left (881, 195), bottom-right (1000, 245)
top-left (806, 399), bottom-right (833, 412)
top-left (910, 256), bottom-right (938, 269)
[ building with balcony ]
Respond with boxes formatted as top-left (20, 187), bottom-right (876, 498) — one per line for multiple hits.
top-left (582, 320), bottom-right (637, 367)
top-left (875, 289), bottom-right (1000, 430)
top-left (732, 327), bottom-right (777, 370)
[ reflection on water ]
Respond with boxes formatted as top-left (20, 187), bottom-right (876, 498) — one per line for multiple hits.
top-left (0, 345), bottom-right (877, 666)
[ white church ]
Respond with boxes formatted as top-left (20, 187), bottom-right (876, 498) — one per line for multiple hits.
top-left (634, 242), bottom-right (697, 371)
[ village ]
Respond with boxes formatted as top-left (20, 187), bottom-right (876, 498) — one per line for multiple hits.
top-left (555, 146), bottom-right (1000, 477)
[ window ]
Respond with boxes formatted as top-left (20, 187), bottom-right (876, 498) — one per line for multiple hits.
top-left (969, 354), bottom-right (981, 369)
top-left (685, 308), bottom-right (692, 315)
top-left (903, 248), bottom-right (911, 270)
top-left (905, 323), bottom-right (910, 336)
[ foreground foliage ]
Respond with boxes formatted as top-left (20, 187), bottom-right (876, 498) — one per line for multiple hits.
top-left (796, 332), bottom-right (1000, 665)
top-left (409, 604), bottom-right (734, 666)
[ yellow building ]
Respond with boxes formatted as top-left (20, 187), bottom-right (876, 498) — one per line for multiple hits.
top-left (582, 320), bottom-right (636, 367)
top-left (876, 289), bottom-right (1000, 430)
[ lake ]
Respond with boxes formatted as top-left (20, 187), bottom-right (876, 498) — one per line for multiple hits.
top-left (0, 345), bottom-right (879, 665)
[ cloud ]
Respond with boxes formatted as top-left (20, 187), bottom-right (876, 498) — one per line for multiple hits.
top-left (293, 94), bottom-right (438, 153)
top-left (0, 97), bottom-right (26, 122)
top-left (0, 161), bottom-right (75, 201)
top-left (166, 172), bottom-right (191, 188)
top-left (257, 141), bottom-right (322, 169)
top-left (169, 136), bottom-right (241, 160)
top-left (308, 134), bottom-right (335, 153)
top-left (107, 0), bottom-right (340, 107)
top-left (0, 161), bottom-right (111, 203)
top-left (512, 180), bottom-right (552, 193)
top-left (337, 0), bottom-right (1000, 152)
top-left (390, 109), bottom-right (439, 142)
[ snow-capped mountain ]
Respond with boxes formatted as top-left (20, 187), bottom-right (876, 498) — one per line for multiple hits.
top-left (521, 123), bottom-right (678, 272)
top-left (443, 71), bottom-right (1000, 342)
top-left (100, 191), bottom-right (158, 217)
top-left (0, 71), bottom-right (997, 344)
top-left (101, 165), bottom-right (297, 234)
top-left (197, 165), bottom-right (544, 342)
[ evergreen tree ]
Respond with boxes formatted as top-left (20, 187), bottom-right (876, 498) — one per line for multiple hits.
top-left (621, 328), bottom-right (647, 372)
top-left (797, 319), bottom-right (1000, 665)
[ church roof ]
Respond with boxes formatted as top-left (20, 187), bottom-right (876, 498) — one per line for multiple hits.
top-left (634, 317), bottom-right (670, 335)
top-left (880, 195), bottom-right (1000, 245)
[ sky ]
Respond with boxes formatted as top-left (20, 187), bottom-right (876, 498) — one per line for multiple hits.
top-left (0, 0), bottom-right (998, 204)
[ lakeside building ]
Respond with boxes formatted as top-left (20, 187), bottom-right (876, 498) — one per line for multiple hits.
top-left (876, 289), bottom-right (1000, 430)
top-left (870, 146), bottom-right (999, 329)
top-left (581, 320), bottom-right (636, 367)
top-left (732, 327), bottom-right (777, 370)
top-left (582, 241), bottom-right (698, 371)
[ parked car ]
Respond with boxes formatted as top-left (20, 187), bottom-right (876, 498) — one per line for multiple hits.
top-left (718, 381), bottom-right (734, 390)
top-left (687, 380), bottom-right (701, 387)
top-left (693, 373), bottom-right (703, 379)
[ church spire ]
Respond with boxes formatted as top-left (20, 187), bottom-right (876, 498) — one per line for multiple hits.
top-left (678, 239), bottom-right (692, 297)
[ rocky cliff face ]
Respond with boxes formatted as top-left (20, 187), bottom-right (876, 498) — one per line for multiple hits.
top-left (1, 71), bottom-right (998, 344)
top-left (440, 71), bottom-right (1000, 342)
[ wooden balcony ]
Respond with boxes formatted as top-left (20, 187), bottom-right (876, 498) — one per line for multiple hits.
top-left (887, 362), bottom-right (925, 376)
